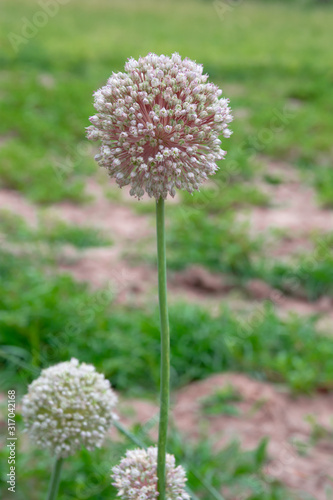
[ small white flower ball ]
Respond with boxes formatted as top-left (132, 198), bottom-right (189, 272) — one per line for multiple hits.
top-left (22, 358), bottom-right (118, 458)
top-left (111, 446), bottom-right (190, 500)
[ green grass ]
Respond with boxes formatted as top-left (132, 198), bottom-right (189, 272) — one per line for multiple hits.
top-left (312, 166), bottom-right (333, 208)
top-left (1, 250), bottom-right (333, 395)
top-left (257, 232), bottom-right (333, 300)
top-left (0, 210), bottom-right (112, 249)
top-left (200, 384), bottom-right (243, 416)
top-left (0, 140), bottom-right (91, 204)
top-left (0, 0), bottom-right (333, 203)
top-left (166, 208), bottom-right (262, 278)
top-left (180, 182), bottom-right (269, 212)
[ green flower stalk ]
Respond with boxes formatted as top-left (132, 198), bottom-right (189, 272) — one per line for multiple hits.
top-left (88, 52), bottom-right (232, 499)
top-left (47, 458), bottom-right (63, 500)
top-left (156, 197), bottom-right (170, 497)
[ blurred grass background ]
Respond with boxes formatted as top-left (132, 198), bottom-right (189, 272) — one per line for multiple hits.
top-left (1, 0), bottom-right (333, 498)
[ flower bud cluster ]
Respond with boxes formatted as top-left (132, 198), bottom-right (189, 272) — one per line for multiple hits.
top-left (111, 446), bottom-right (190, 500)
top-left (22, 358), bottom-right (118, 458)
top-left (87, 52), bottom-right (232, 199)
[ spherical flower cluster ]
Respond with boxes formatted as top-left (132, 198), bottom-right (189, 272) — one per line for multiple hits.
top-left (21, 358), bottom-right (118, 458)
top-left (87, 52), bottom-right (232, 199)
top-left (111, 447), bottom-right (190, 500)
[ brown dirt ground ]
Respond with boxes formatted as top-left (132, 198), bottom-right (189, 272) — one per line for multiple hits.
top-left (240, 159), bottom-right (333, 240)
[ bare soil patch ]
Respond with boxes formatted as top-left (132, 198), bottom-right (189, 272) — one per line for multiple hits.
top-left (0, 189), bottom-right (38, 225)
top-left (245, 279), bottom-right (333, 319)
top-left (59, 246), bottom-right (156, 305)
top-left (52, 179), bottom-right (153, 242)
top-left (241, 160), bottom-right (333, 237)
